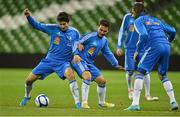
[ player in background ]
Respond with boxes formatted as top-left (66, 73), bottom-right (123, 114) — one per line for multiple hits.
top-left (72, 19), bottom-right (123, 108)
top-left (20, 9), bottom-right (81, 109)
top-left (125, 3), bottom-right (179, 111)
top-left (116, 0), bottom-right (158, 101)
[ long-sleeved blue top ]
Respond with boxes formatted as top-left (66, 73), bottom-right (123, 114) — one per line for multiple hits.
top-left (117, 13), bottom-right (139, 50)
top-left (134, 15), bottom-right (176, 53)
top-left (27, 16), bottom-right (80, 63)
top-left (74, 32), bottom-right (119, 68)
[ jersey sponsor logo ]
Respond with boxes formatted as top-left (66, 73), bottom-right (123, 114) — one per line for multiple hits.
top-left (88, 47), bottom-right (95, 55)
top-left (129, 25), bottom-right (134, 32)
top-left (145, 21), bottom-right (151, 25)
top-left (54, 36), bottom-right (60, 45)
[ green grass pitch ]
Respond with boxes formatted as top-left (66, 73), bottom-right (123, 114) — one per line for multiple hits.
top-left (0, 69), bottom-right (179, 116)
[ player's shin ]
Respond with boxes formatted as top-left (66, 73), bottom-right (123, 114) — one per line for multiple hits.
top-left (82, 79), bottom-right (91, 103)
top-left (69, 79), bottom-right (80, 104)
top-left (97, 84), bottom-right (106, 105)
top-left (144, 74), bottom-right (150, 97)
top-left (161, 77), bottom-right (176, 103)
top-left (25, 83), bottom-right (32, 98)
top-left (126, 71), bottom-right (133, 91)
top-left (132, 74), bottom-right (144, 106)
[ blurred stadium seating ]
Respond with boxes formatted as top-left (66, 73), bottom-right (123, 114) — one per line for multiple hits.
top-left (0, 0), bottom-right (179, 55)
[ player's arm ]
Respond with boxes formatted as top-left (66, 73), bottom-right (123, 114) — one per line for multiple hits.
top-left (134, 17), bottom-right (148, 53)
top-left (24, 9), bottom-right (52, 34)
top-left (73, 33), bottom-right (92, 62)
top-left (73, 32), bottom-right (93, 55)
top-left (72, 30), bottom-right (82, 53)
top-left (161, 21), bottom-right (176, 42)
top-left (116, 14), bottom-right (129, 56)
top-left (134, 17), bottom-right (148, 61)
top-left (102, 40), bottom-right (119, 68)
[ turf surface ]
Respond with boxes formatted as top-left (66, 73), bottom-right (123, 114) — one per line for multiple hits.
top-left (0, 69), bottom-right (179, 116)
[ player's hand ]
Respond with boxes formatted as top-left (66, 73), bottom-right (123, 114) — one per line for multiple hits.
top-left (116, 48), bottom-right (123, 56)
top-left (24, 8), bottom-right (31, 17)
top-left (77, 43), bottom-right (84, 51)
top-left (133, 51), bottom-right (138, 62)
top-left (116, 65), bottom-right (125, 71)
top-left (73, 55), bottom-right (82, 64)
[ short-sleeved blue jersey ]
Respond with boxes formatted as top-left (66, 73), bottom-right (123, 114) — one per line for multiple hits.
top-left (27, 16), bottom-right (80, 63)
top-left (74, 32), bottom-right (119, 68)
top-left (134, 15), bottom-right (176, 53)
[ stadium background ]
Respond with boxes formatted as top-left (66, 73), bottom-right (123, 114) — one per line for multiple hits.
top-left (0, 0), bottom-right (179, 71)
top-left (0, 0), bottom-right (180, 116)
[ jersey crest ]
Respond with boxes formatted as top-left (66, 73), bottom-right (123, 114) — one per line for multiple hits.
top-left (129, 25), bottom-right (134, 32)
top-left (54, 36), bottom-right (60, 45)
top-left (88, 47), bottom-right (95, 55)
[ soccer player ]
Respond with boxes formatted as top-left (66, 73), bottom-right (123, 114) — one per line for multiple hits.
top-left (71, 19), bottom-right (123, 108)
top-left (116, 1), bottom-right (158, 101)
top-left (125, 3), bottom-right (179, 111)
top-left (19, 9), bottom-right (81, 109)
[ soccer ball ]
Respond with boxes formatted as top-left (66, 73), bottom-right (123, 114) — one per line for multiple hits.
top-left (35, 94), bottom-right (49, 107)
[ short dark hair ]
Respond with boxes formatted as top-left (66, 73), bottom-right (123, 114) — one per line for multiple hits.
top-left (99, 19), bottom-right (110, 28)
top-left (57, 12), bottom-right (70, 22)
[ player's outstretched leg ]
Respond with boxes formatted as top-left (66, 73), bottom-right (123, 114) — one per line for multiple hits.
top-left (20, 73), bottom-right (36, 107)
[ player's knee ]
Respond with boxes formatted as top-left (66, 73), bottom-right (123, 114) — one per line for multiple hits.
top-left (25, 73), bottom-right (38, 85)
top-left (82, 71), bottom-right (91, 80)
top-left (98, 78), bottom-right (106, 85)
top-left (65, 68), bottom-right (75, 79)
top-left (126, 70), bottom-right (134, 77)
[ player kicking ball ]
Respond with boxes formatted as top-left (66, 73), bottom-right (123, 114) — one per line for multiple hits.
top-left (20, 9), bottom-right (81, 109)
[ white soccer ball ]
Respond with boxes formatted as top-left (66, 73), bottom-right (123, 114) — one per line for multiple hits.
top-left (35, 94), bottom-right (49, 107)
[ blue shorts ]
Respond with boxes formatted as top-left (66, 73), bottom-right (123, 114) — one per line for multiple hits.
top-left (125, 49), bottom-right (144, 71)
top-left (138, 44), bottom-right (170, 75)
top-left (71, 60), bottom-right (101, 81)
top-left (32, 58), bottom-right (71, 80)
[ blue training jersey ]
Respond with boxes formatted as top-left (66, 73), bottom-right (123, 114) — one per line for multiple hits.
top-left (74, 32), bottom-right (119, 68)
top-left (27, 16), bottom-right (80, 63)
top-left (134, 15), bottom-right (176, 53)
top-left (117, 13), bottom-right (139, 50)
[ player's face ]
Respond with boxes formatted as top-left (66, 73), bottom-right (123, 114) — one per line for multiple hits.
top-left (97, 25), bottom-right (109, 37)
top-left (132, 5), bottom-right (143, 19)
top-left (59, 21), bottom-right (69, 31)
top-left (132, 8), bottom-right (139, 19)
